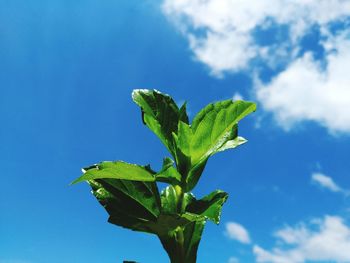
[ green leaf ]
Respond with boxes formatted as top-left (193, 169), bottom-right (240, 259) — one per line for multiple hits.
top-left (155, 158), bottom-right (182, 185)
top-left (184, 160), bottom-right (208, 192)
top-left (88, 178), bottom-right (161, 233)
top-left (132, 89), bottom-right (182, 156)
top-left (161, 157), bottom-right (174, 170)
top-left (184, 100), bottom-right (256, 190)
top-left (186, 190), bottom-right (228, 224)
top-left (91, 180), bottom-right (153, 233)
top-left (175, 121), bottom-right (193, 158)
top-left (191, 100), bottom-right (256, 164)
top-left (71, 161), bottom-right (155, 185)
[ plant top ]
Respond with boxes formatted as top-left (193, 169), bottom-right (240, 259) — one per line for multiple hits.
top-left (72, 89), bottom-right (256, 263)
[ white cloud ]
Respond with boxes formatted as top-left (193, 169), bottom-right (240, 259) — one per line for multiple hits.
top-left (163, 0), bottom-right (350, 133)
top-left (225, 221), bottom-right (251, 244)
top-left (163, 0), bottom-right (350, 75)
top-left (188, 31), bottom-right (256, 76)
top-left (256, 33), bottom-right (350, 133)
top-left (254, 215), bottom-right (350, 263)
top-left (311, 172), bottom-right (343, 192)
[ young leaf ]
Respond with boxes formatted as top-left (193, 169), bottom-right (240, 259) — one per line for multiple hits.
top-left (155, 158), bottom-right (182, 185)
top-left (160, 185), bottom-right (178, 215)
top-left (71, 161), bottom-right (155, 185)
top-left (216, 136), bottom-right (247, 152)
top-left (184, 100), bottom-right (256, 191)
top-left (132, 89), bottom-right (181, 156)
top-left (191, 100), bottom-right (256, 165)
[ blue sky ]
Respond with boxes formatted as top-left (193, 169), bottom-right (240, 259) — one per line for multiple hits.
top-left (1, 1), bottom-right (350, 262)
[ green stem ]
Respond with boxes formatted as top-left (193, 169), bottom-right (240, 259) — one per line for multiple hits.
top-left (176, 227), bottom-right (185, 263)
top-left (158, 228), bottom-right (186, 263)
top-left (158, 221), bottom-right (204, 263)
top-left (159, 185), bottom-right (188, 263)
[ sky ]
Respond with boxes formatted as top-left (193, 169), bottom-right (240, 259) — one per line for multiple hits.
top-left (1, 0), bottom-right (350, 262)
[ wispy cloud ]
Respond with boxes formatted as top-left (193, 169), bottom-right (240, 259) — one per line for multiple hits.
top-left (311, 172), bottom-right (349, 196)
top-left (254, 215), bottom-right (350, 262)
top-left (225, 221), bottom-right (251, 244)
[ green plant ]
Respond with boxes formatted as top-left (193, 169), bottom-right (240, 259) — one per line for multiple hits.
top-left (72, 89), bottom-right (256, 263)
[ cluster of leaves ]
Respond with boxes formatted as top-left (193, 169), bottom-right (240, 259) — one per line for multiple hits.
top-left (72, 90), bottom-right (256, 263)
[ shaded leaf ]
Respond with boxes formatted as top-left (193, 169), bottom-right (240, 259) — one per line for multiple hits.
top-left (186, 190), bottom-right (228, 224)
top-left (184, 160), bottom-right (208, 192)
top-left (155, 158), bottom-right (182, 185)
top-left (88, 181), bottom-right (151, 233)
top-left (88, 178), bottom-right (161, 232)
top-left (179, 102), bottom-right (189, 124)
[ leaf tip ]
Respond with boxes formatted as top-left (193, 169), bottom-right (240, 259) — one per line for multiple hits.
top-left (70, 167), bottom-right (91, 186)
top-left (69, 178), bottom-right (81, 186)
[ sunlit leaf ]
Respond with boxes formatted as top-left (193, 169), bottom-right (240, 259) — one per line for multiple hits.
top-left (71, 161), bottom-right (155, 185)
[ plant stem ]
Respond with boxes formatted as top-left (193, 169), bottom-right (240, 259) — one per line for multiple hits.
top-left (159, 185), bottom-right (188, 263)
top-left (159, 228), bottom-right (186, 263)
top-left (176, 227), bottom-right (185, 263)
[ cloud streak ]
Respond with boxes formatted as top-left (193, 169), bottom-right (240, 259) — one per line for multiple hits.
top-left (312, 173), bottom-right (342, 192)
top-left (225, 221), bottom-right (251, 244)
top-left (311, 172), bottom-right (349, 196)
